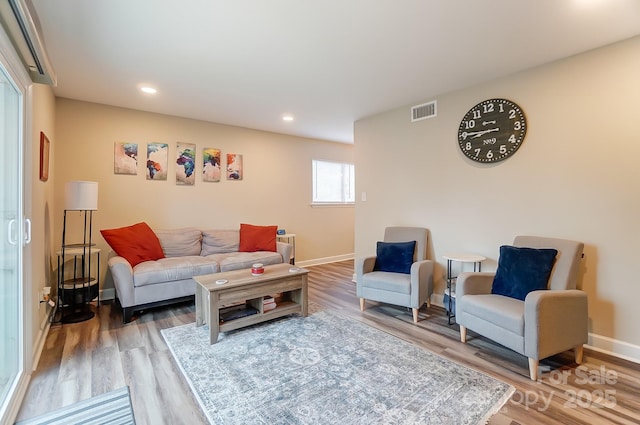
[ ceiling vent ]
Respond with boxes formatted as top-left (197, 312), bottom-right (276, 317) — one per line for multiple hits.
top-left (0, 0), bottom-right (56, 85)
top-left (411, 100), bottom-right (437, 122)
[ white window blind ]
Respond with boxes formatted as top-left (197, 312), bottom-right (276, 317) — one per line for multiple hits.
top-left (312, 160), bottom-right (355, 204)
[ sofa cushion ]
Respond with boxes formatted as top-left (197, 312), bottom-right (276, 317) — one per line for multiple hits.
top-left (373, 241), bottom-right (416, 274)
top-left (491, 245), bottom-right (558, 301)
top-left (205, 251), bottom-right (282, 272)
top-left (154, 227), bottom-right (202, 257)
top-left (360, 271), bottom-right (411, 294)
top-left (101, 222), bottom-right (165, 267)
top-left (133, 256), bottom-right (219, 287)
top-left (239, 223), bottom-right (277, 252)
top-left (459, 294), bottom-right (525, 336)
top-left (201, 229), bottom-right (240, 255)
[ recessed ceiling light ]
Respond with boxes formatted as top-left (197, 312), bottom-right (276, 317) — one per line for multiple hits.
top-left (282, 115), bottom-right (294, 122)
top-left (140, 86), bottom-right (157, 94)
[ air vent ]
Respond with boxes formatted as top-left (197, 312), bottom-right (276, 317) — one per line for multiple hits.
top-left (411, 101), bottom-right (437, 122)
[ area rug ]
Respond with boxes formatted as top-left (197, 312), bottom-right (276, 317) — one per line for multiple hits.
top-left (16, 386), bottom-right (135, 425)
top-left (162, 310), bottom-right (513, 425)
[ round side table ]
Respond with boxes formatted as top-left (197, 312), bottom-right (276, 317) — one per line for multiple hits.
top-left (443, 252), bottom-right (486, 325)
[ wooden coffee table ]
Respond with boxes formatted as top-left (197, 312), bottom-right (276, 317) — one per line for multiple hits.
top-left (193, 263), bottom-right (309, 344)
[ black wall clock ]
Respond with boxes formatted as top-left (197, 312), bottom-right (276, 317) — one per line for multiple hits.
top-left (458, 98), bottom-right (527, 163)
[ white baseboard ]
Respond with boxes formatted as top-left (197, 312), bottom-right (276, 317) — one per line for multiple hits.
top-left (98, 258), bottom-right (353, 302)
top-left (97, 261), bottom-right (640, 365)
top-left (431, 293), bottom-right (445, 308)
top-left (296, 253), bottom-right (354, 268)
top-left (374, 290), bottom-right (640, 364)
top-left (96, 258), bottom-right (353, 302)
top-left (586, 333), bottom-right (640, 364)
top-left (100, 287), bottom-right (116, 301)
top-left (31, 304), bottom-right (55, 371)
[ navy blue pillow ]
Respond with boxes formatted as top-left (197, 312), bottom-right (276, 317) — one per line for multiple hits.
top-left (373, 241), bottom-right (416, 274)
top-left (491, 245), bottom-right (558, 301)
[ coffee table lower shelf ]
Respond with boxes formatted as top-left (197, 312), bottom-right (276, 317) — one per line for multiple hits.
top-left (219, 301), bottom-right (301, 333)
top-left (193, 263), bottom-right (309, 344)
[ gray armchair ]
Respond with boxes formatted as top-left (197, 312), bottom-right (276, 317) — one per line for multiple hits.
top-left (456, 236), bottom-right (587, 380)
top-left (356, 227), bottom-right (434, 323)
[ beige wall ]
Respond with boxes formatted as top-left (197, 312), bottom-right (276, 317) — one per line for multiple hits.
top-left (354, 36), bottom-right (640, 358)
top-left (54, 99), bottom-right (354, 292)
top-left (27, 83), bottom-right (56, 365)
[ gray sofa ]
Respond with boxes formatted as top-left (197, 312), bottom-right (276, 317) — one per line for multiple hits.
top-left (107, 227), bottom-right (292, 322)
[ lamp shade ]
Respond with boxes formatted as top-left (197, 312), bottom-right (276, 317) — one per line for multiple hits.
top-left (65, 181), bottom-right (98, 210)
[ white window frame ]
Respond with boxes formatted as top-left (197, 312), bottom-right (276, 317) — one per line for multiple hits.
top-left (311, 159), bottom-right (355, 206)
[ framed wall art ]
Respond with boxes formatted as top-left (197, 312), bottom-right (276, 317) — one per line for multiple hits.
top-left (114, 142), bottom-right (138, 175)
top-left (176, 142), bottom-right (196, 185)
top-left (39, 131), bottom-right (50, 182)
top-left (226, 153), bottom-right (243, 180)
top-left (203, 148), bottom-right (221, 182)
top-left (146, 142), bottom-right (168, 180)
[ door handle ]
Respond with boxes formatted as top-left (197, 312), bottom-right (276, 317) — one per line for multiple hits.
top-left (7, 219), bottom-right (17, 245)
top-left (24, 218), bottom-right (32, 245)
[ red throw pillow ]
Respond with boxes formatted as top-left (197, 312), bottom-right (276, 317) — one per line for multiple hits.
top-left (239, 224), bottom-right (277, 252)
top-left (100, 222), bottom-right (165, 267)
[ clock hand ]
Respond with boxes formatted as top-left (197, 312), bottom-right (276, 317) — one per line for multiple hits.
top-left (460, 128), bottom-right (499, 140)
top-left (470, 128), bottom-right (499, 138)
top-left (482, 120), bottom-right (496, 126)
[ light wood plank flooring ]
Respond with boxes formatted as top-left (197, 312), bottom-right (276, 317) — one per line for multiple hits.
top-left (17, 261), bottom-right (640, 424)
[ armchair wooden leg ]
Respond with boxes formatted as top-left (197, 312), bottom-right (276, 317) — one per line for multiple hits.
top-left (359, 298), bottom-right (365, 311)
top-left (575, 344), bottom-right (584, 364)
top-left (528, 358), bottom-right (539, 381)
top-left (460, 325), bottom-right (467, 343)
top-left (412, 308), bottom-right (419, 323)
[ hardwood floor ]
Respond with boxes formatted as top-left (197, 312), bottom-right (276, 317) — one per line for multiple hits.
top-left (17, 261), bottom-right (640, 424)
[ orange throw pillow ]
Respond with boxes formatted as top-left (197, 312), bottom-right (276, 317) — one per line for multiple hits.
top-left (239, 224), bottom-right (277, 252)
top-left (100, 222), bottom-right (165, 267)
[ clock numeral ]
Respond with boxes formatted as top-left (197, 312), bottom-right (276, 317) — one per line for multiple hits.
top-left (465, 142), bottom-right (471, 151)
top-left (508, 134), bottom-right (517, 143)
top-left (509, 109), bottom-right (517, 119)
top-left (472, 110), bottom-right (481, 119)
top-left (482, 103), bottom-right (495, 114)
top-left (514, 121), bottom-right (522, 130)
top-left (500, 145), bottom-right (507, 154)
top-left (474, 148), bottom-right (481, 157)
top-left (464, 120), bottom-right (476, 129)
top-left (486, 150), bottom-right (494, 160)
top-left (499, 104), bottom-right (505, 113)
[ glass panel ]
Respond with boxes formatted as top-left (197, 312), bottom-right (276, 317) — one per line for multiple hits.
top-left (0, 63), bottom-right (22, 414)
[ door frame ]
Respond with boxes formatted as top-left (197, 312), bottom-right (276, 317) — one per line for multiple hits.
top-left (0, 20), bottom-right (33, 425)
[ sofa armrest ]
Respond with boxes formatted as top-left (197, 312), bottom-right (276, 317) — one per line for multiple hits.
top-left (356, 256), bottom-right (376, 281)
top-left (107, 256), bottom-right (135, 308)
top-left (524, 289), bottom-right (588, 359)
top-left (410, 259), bottom-right (434, 307)
top-left (456, 272), bottom-right (495, 297)
top-left (276, 241), bottom-right (292, 264)
top-left (355, 256), bottom-right (376, 298)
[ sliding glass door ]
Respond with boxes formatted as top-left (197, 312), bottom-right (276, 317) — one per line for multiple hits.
top-left (0, 56), bottom-right (24, 420)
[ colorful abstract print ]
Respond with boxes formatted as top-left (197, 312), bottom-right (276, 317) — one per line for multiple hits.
top-left (146, 143), bottom-right (168, 180)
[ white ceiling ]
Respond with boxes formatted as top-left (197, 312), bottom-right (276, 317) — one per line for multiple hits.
top-left (31, 0), bottom-right (640, 144)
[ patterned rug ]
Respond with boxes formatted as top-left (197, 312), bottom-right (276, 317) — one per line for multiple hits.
top-left (162, 310), bottom-right (513, 425)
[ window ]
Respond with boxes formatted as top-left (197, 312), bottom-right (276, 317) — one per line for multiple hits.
top-left (312, 160), bottom-right (355, 205)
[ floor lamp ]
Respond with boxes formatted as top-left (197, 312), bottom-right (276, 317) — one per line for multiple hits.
top-left (59, 181), bottom-right (99, 323)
